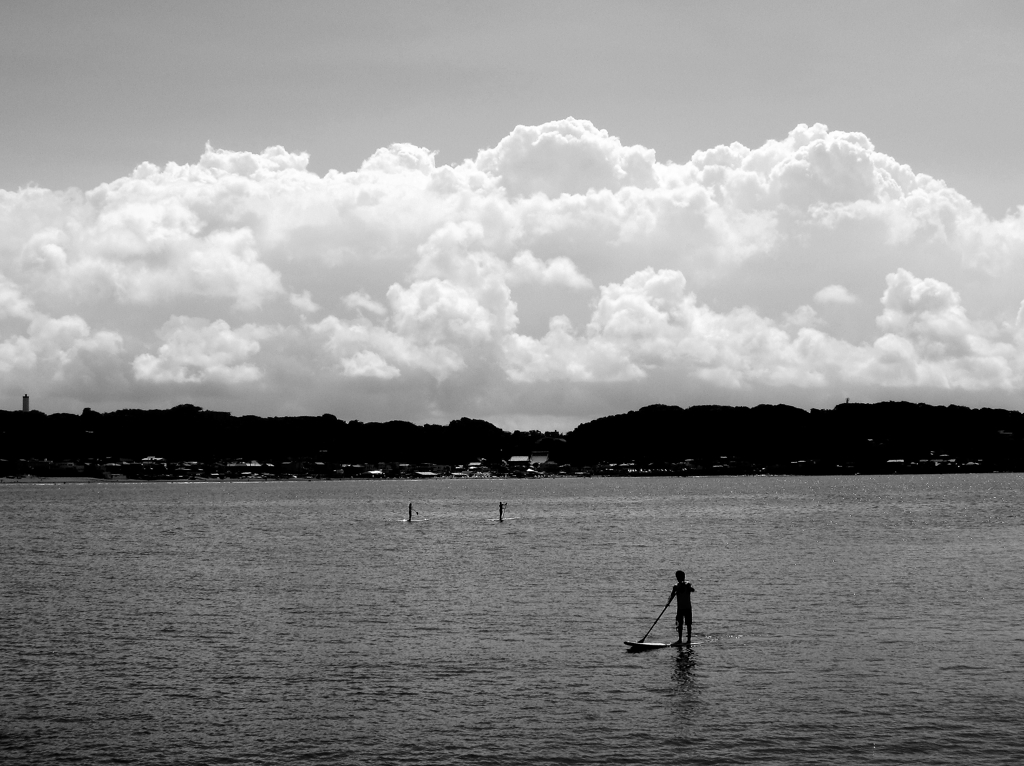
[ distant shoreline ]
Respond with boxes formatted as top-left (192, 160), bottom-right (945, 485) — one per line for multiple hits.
top-left (5, 401), bottom-right (1023, 479)
top-left (3, 470), bottom-right (1021, 485)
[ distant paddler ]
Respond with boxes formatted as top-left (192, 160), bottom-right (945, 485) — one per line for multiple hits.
top-left (408, 502), bottom-right (415, 522)
top-left (498, 501), bottom-right (505, 521)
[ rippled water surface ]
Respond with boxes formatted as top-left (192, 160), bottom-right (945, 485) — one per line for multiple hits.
top-left (3, 475), bottom-right (1023, 764)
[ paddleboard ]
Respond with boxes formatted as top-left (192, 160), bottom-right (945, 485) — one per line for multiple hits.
top-left (490, 517), bottom-right (519, 521)
top-left (404, 518), bottom-right (427, 522)
top-left (624, 641), bottom-right (671, 651)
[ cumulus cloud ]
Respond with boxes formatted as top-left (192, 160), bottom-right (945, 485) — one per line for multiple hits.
top-left (0, 269), bottom-right (124, 402)
top-left (2, 119), bottom-right (1024, 424)
top-left (289, 290), bottom-right (319, 314)
top-left (476, 118), bottom-right (657, 197)
top-left (867, 269), bottom-right (1019, 389)
top-left (508, 251), bottom-right (592, 289)
top-left (814, 284), bottom-right (857, 305)
top-left (132, 317), bottom-right (273, 385)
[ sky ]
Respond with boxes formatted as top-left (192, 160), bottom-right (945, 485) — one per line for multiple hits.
top-left (2, 1), bottom-right (1024, 431)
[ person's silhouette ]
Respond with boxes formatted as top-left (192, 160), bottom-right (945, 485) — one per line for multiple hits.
top-left (666, 570), bottom-right (695, 646)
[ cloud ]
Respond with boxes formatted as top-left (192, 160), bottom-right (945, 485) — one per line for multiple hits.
top-left (475, 117), bottom-right (657, 198)
top-left (0, 269), bottom-right (124, 402)
top-left (310, 312), bottom-right (464, 381)
top-left (132, 317), bottom-right (273, 385)
top-left (508, 251), bottom-right (592, 289)
top-left (2, 119), bottom-right (1024, 424)
top-left (343, 291), bottom-right (387, 316)
top-left (289, 290), bottom-right (319, 314)
top-left (0, 274), bottom-right (35, 320)
top-left (866, 269), bottom-right (1019, 389)
top-left (814, 284), bottom-right (857, 305)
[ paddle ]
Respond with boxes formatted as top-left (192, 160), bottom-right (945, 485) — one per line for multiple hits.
top-left (635, 603), bottom-right (670, 644)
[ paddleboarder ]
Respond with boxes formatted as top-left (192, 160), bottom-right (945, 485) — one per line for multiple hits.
top-left (667, 570), bottom-right (695, 646)
top-left (498, 501), bottom-right (505, 521)
top-left (408, 502), bottom-right (414, 522)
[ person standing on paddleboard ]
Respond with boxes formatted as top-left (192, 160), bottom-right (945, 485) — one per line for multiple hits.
top-left (667, 570), bottom-right (695, 646)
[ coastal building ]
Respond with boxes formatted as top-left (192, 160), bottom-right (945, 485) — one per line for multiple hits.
top-left (22, 394), bottom-right (29, 412)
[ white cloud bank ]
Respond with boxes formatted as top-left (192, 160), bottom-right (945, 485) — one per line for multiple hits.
top-left (2, 120), bottom-right (1024, 426)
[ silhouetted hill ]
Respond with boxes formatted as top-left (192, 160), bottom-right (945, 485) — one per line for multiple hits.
top-left (563, 403), bottom-right (812, 464)
top-left (1, 401), bottom-right (1022, 477)
top-left (559, 401), bottom-right (1024, 472)
top-left (0, 405), bottom-right (517, 466)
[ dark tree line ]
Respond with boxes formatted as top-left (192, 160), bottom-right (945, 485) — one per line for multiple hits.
top-left (2, 401), bottom-right (1023, 474)
top-left (558, 402), bottom-right (1024, 472)
top-left (0, 404), bottom-right (540, 467)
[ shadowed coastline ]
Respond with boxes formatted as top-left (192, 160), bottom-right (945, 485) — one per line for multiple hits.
top-left (2, 401), bottom-right (1022, 480)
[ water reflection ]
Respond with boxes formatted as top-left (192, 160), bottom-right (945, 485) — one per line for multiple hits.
top-left (672, 646), bottom-right (698, 694)
top-left (667, 645), bottom-right (701, 730)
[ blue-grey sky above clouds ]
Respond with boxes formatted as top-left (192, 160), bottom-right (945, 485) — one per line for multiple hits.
top-left (3, 1), bottom-right (1024, 429)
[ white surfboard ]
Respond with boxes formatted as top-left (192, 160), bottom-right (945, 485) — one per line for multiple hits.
top-left (623, 641), bottom-right (671, 650)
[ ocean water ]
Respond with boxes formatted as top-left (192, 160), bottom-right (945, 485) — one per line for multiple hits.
top-left (2, 475), bottom-right (1023, 764)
